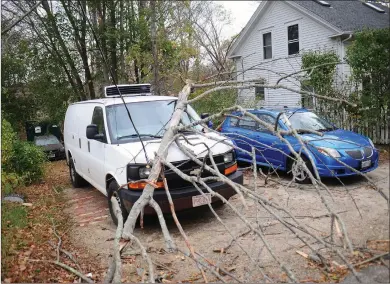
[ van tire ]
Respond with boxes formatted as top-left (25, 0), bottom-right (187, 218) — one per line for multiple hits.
top-left (107, 180), bottom-right (129, 226)
top-left (69, 158), bottom-right (86, 188)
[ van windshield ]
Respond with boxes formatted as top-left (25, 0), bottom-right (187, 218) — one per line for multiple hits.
top-left (106, 100), bottom-right (203, 144)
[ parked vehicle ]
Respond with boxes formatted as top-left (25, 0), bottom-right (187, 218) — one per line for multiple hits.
top-left (34, 134), bottom-right (66, 160)
top-left (64, 84), bottom-right (242, 224)
top-left (220, 108), bottom-right (378, 183)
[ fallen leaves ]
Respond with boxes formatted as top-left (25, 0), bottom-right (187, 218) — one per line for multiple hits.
top-left (1, 160), bottom-right (106, 282)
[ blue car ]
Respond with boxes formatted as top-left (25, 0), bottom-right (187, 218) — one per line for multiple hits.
top-left (220, 108), bottom-right (379, 183)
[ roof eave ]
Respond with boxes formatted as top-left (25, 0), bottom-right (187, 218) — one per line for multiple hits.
top-left (227, 1), bottom-right (269, 58)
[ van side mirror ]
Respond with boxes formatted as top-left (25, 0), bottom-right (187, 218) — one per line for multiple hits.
top-left (86, 124), bottom-right (105, 141)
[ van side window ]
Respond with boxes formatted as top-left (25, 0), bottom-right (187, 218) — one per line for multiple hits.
top-left (91, 107), bottom-right (106, 138)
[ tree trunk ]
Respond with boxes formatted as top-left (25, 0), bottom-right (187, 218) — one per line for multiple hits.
top-left (41, 0), bottom-right (86, 100)
top-left (150, 0), bottom-right (159, 95)
top-left (109, 0), bottom-right (117, 82)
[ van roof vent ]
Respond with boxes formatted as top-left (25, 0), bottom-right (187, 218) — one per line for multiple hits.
top-left (104, 84), bottom-right (152, 97)
top-left (363, 2), bottom-right (386, 13)
top-left (313, 0), bottom-right (331, 7)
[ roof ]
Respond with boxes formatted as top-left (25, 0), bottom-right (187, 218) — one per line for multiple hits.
top-left (72, 95), bottom-right (177, 107)
top-left (293, 0), bottom-right (390, 32)
top-left (228, 0), bottom-right (389, 57)
top-left (232, 108), bottom-right (310, 116)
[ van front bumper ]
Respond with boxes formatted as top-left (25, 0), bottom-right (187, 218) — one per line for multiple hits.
top-left (120, 171), bottom-right (243, 215)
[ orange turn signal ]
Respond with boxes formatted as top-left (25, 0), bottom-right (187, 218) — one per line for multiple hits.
top-left (224, 163), bottom-right (238, 175)
top-left (128, 181), bottom-right (164, 190)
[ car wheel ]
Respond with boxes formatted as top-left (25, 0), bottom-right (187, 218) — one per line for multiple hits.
top-left (69, 158), bottom-right (86, 188)
top-left (290, 155), bottom-right (313, 184)
top-left (107, 180), bottom-right (129, 226)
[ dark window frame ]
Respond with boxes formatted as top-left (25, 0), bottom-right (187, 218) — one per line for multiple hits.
top-left (287, 24), bottom-right (299, 55)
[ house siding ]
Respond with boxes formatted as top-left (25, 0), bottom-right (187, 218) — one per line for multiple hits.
top-left (234, 1), bottom-right (344, 107)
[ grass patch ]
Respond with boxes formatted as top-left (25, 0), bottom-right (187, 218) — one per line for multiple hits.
top-left (1, 203), bottom-right (29, 272)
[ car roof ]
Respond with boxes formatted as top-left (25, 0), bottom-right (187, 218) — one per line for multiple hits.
top-left (71, 95), bottom-right (177, 106)
top-left (231, 107), bottom-right (311, 116)
top-left (34, 134), bottom-right (58, 140)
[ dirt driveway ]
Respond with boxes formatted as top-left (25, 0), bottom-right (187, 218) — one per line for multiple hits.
top-left (64, 164), bottom-right (389, 282)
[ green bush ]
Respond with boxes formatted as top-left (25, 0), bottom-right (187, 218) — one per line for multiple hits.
top-left (9, 141), bottom-right (47, 184)
top-left (1, 117), bottom-right (47, 188)
top-left (1, 117), bottom-right (16, 167)
top-left (190, 89), bottom-right (237, 126)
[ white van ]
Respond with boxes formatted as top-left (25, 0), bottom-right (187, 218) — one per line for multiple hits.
top-left (64, 84), bottom-right (243, 224)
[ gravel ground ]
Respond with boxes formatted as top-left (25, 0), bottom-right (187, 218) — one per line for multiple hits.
top-left (67, 163), bottom-right (389, 282)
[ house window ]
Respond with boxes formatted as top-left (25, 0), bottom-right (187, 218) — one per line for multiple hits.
top-left (288, 24), bottom-right (299, 55)
top-left (263, 32), bottom-right (272, 59)
top-left (255, 85), bottom-right (265, 101)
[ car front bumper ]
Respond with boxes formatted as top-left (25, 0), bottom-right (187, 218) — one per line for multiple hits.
top-left (120, 170), bottom-right (243, 215)
top-left (313, 148), bottom-right (379, 177)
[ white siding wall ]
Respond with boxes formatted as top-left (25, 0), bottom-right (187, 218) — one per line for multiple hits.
top-left (234, 1), bottom-right (343, 107)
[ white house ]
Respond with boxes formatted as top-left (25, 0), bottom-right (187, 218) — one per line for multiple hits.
top-left (228, 0), bottom-right (389, 108)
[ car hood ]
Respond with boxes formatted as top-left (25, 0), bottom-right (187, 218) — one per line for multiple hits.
top-left (41, 144), bottom-right (63, 151)
top-left (300, 129), bottom-right (370, 149)
top-left (119, 132), bottom-right (233, 164)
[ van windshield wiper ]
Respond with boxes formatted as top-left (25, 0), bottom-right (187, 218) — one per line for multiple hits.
top-left (117, 134), bottom-right (162, 140)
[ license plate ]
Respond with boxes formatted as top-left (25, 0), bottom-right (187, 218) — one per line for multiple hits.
top-left (361, 160), bottom-right (371, 169)
top-left (49, 153), bottom-right (55, 158)
top-left (192, 193), bottom-right (211, 207)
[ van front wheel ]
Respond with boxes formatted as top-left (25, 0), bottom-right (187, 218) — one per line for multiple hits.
top-left (69, 158), bottom-right (86, 188)
top-left (107, 180), bottom-right (129, 226)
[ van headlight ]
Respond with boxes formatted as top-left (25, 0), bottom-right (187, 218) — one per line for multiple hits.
top-left (139, 167), bottom-right (151, 179)
top-left (317, 147), bottom-right (341, 158)
top-left (223, 152), bottom-right (234, 164)
top-left (368, 138), bottom-right (375, 148)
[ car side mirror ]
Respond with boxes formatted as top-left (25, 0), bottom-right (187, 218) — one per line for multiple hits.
top-left (86, 124), bottom-right (104, 141)
top-left (201, 113), bottom-right (213, 129)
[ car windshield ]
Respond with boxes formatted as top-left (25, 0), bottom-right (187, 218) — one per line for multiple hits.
top-left (286, 111), bottom-right (336, 132)
top-left (106, 100), bottom-right (203, 144)
top-left (35, 136), bottom-right (60, 146)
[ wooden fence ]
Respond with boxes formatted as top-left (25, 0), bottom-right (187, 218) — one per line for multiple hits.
top-left (317, 107), bottom-right (389, 145)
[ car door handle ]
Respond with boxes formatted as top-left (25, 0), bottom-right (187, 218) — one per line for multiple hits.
top-left (79, 138), bottom-right (81, 148)
top-left (88, 141), bottom-right (90, 152)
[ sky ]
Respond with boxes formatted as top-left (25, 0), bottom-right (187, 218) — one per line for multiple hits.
top-left (219, 1), bottom-right (260, 38)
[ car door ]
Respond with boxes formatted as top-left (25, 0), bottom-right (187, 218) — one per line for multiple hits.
top-left (229, 115), bottom-right (259, 161)
top-left (255, 113), bottom-right (286, 168)
top-left (86, 106), bottom-right (107, 192)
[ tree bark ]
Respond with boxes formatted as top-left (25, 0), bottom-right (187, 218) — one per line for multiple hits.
top-left (41, 0), bottom-right (87, 100)
top-left (150, 0), bottom-right (159, 95)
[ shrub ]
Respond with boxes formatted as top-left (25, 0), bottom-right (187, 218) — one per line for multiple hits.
top-left (9, 141), bottom-right (47, 184)
top-left (190, 89), bottom-right (237, 126)
top-left (1, 117), bottom-right (16, 167)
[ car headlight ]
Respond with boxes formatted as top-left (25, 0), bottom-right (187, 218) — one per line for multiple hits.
top-left (317, 147), bottom-right (341, 158)
top-left (60, 146), bottom-right (65, 152)
top-left (223, 152), bottom-right (234, 163)
top-left (368, 138), bottom-right (375, 148)
top-left (139, 167), bottom-right (151, 179)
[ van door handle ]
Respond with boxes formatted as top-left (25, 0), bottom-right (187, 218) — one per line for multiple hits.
top-left (88, 141), bottom-right (90, 152)
top-left (79, 138), bottom-right (81, 148)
